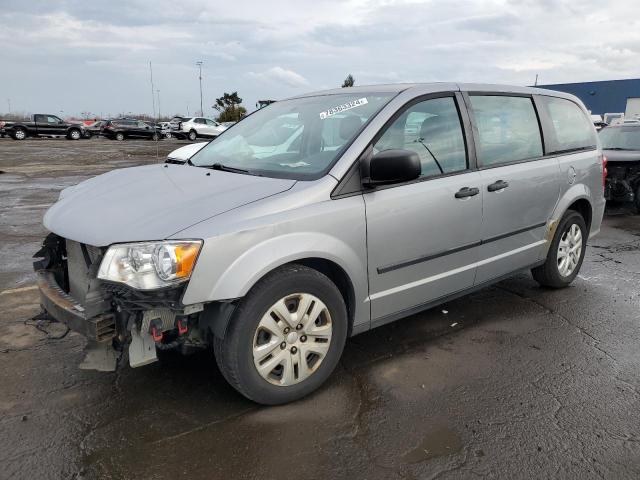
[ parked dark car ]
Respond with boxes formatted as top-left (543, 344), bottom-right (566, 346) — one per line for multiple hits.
top-left (600, 124), bottom-right (640, 212)
top-left (101, 119), bottom-right (161, 141)
top-left (0, 114), bottom-right (85, 140)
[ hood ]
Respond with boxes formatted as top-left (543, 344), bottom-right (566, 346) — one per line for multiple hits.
top-left (44, 164), bottom-right (296, 246)
top-left (167, 142), bottom-right (207, 163)
top-left (603, 149), bottom-right (640, 163)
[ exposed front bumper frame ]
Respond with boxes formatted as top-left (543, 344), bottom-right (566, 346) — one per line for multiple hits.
top-left (36, 270), bottom-right (116, 342)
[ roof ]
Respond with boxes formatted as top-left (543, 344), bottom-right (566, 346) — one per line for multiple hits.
top-left (287, 82), bottom-right (580, 100)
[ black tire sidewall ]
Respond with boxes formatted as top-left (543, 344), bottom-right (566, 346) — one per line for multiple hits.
top-left (222, 265), bottom-right (347, 404)
top-left (547, 211), bottom-right (587, 285)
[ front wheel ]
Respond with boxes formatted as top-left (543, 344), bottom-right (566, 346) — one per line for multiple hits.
top-left (188, 130), bottom-right (197, 141)
top-left (115, 132), bottom-right (125, 141)
top-left (214, 264), bottom-right (348, 405)
top-left (532, 210), bottom-right (587, 288)
top-left (151, 132), bottom-right (160, 141)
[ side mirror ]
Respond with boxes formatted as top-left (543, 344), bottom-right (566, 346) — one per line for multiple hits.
top-left (363, 149), bottom-right (421, 186)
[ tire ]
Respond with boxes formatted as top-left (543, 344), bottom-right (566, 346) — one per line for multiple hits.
top-left (188, 130), bottom-right (197, 141)
top-left (214, 264), bottom-right (348, 405)
top-left (12, 128), bottom-right (26, 140)
top-left (634, 185), bottom-right (640, 214)
top-left (151, 132), bottom-right (160, 141)
top-left (67, 128), bottom-right (81, 140)
top-left (532, 210), bottom-right (587, 288)
top-left (115, 132), bottom-right (125, 141)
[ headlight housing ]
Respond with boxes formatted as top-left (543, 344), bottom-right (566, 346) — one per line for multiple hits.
top-left (97, 240), bottom-right (202, 290)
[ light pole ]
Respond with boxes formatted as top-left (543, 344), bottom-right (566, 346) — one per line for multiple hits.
top-left (7, 98), bottom-right (10, 114)
top-left (156, 89), bottom-right (161, 120)
top-left (196, 61), bottom-right (203, 116)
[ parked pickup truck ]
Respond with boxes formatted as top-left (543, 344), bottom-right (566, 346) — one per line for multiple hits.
top-left (0, 114), bottom-right (85, 140)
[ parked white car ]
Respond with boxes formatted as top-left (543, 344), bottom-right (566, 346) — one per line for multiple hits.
top-left (173, 117), bottom-right (227, 141)
top-left (166, 142), bottom-right (208, 163)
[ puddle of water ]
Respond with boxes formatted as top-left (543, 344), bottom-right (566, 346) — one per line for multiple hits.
top-left (402, 427), bottom-right (463, 464)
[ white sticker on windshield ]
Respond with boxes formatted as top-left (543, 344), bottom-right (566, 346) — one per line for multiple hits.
top-left (279, 161), bottom-right (310, 168)
top-left (319, 97), bottom-right (368, 119)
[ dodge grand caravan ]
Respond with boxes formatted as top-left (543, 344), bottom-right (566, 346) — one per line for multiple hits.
top-left (35, 83), bottom-right (605, 404)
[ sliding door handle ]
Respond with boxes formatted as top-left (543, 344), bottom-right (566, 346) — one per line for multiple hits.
top-left (487, 180), bottom-right (509, 192)
top-left (455, 187), bottom-right (480, 199)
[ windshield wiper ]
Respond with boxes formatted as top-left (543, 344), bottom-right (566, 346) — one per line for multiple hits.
top-left (605, 147), bottom-right (634, 151)
top-left (206, 163), bottom-right (262, 176)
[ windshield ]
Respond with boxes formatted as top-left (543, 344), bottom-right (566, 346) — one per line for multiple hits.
top-left (599, 127), bottom-right (640, 150)
top-left (189, 92), bottom-right (395, 179)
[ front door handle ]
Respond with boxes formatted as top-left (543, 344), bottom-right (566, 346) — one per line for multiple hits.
top-left (455, 187), bottom-right (480, 199)
top-left (487, 180), bottom-right (509, 192)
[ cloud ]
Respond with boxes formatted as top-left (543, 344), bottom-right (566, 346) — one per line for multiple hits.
top-left (248, 66), bottom-right (310, 87)
top-left (1, 0), bottom-right (640, 117)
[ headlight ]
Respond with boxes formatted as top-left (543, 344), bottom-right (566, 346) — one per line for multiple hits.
top-left (97, 240), bottom-right (202, 290)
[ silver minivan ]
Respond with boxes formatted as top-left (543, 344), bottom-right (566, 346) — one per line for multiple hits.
top-left (35, 83), bottom-right (606, 404)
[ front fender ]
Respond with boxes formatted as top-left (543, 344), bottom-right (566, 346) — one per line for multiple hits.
top-left (182, 232), bottom-right (367, 305)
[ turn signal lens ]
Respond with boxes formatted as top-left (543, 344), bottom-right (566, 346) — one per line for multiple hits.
top-left (175, 243), bottom-right (200, 278)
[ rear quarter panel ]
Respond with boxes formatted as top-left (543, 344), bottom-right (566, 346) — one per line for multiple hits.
top-left (551, 148), bottom-right (605, 242)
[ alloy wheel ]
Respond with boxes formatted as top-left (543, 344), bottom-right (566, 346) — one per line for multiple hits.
top-left (252, 293), bottom-right (332, 386)
top-left (557, 223), bottom-right (582, 277)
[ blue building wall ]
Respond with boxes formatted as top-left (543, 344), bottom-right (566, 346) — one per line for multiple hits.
top-left (536, 78), bottom-right (640, 115)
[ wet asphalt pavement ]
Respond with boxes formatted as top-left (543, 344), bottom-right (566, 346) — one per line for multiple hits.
top-left (1, 138), bottom-right (639, 479)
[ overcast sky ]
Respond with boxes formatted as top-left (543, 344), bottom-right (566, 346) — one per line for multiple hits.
top-left (1, 0), bottom-right (639, 118)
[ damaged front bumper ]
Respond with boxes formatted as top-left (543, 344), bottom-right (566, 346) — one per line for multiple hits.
top-left (33, 234), bottom-right (216, 371)
top-left (36, 270), bottom-right (116, 342)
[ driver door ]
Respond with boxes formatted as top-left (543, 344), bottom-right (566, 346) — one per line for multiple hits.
top-left (364, 93), bottom-right (483, 323)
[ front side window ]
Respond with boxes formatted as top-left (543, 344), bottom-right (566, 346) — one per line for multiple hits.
top-left (46, 116), bottom-right (61, 123)
top-left (205, 119), bottom-right (217, 126)
top-left (539, 96), bottom-right (597, 153)
top-left (190, 93), bottom-right (395, 179)
top-left (470, 95), bottom-right (543, 166)
top-left (372, 96), bottom-right (467, 178)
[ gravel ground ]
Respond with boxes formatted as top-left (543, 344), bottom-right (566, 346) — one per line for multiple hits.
top-left (1, 137), bottom-right (639, 480)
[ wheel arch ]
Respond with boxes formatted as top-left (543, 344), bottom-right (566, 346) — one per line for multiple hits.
top-left (551, 184), bottom-right (594, 233)
top-left (566, 197), bottom-right (592, 232)
top-left (183, 232), bottom-right (368, 336)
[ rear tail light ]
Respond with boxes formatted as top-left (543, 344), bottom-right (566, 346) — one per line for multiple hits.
top-left (602, 155), bottom-right (608, 188)
top-left (0, 121), bottom-right (5, 128)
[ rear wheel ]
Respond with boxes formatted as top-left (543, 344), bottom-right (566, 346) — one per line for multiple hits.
top-left (532, 210), bottom-right (587, 288)
top-left (12, 128), bottom-right (26, 140)
top-left (188, 130), bottom-right (197, 141)
top-left (115, 132), bottom-right (125, 141)
top-left (151, 132), bottom-right (160, 141)
top-left (214, 264), bottom-right (348, 405)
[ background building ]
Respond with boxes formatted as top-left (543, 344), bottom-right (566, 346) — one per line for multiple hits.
top-left (537, 78), bottom-right (640, 117)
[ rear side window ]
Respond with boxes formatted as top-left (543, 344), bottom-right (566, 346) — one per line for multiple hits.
top-left (538, 96), bottom-right (596, 153)
top-left (469, 95), bottom-right (543, 167)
